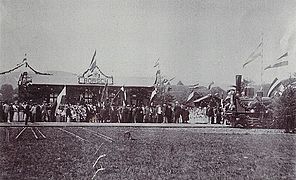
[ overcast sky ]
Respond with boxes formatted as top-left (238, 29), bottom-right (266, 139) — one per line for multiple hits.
top-left (1, 0), bottom-right (296, 88)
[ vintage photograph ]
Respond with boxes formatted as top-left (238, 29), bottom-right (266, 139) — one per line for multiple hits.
top-left (0, 0), bottom-right (295, 179)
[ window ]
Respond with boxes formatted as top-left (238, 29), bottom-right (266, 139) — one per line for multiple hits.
top-left (50, 93), bottom-right (58, 103)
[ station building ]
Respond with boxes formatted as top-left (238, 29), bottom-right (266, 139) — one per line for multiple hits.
top-left (18, 63), bottom-right (154, 106)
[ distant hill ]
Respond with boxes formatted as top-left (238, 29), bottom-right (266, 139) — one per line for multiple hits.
top-left (0, 71), bottom-right (21, 88)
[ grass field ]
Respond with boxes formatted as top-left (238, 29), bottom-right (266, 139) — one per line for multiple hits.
top-left (0, 126), bottom-right (295, 179)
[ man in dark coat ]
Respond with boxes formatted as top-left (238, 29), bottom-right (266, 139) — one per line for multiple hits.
top-left (24, 103), bottom-right (31, 125)
top-left (122, 106), bottom-right (129, 123)
top-left (36, 104), bottom-right (42, 122)
top-left (0, 101), bottom-right (4, 122)
top-left (216, 107), bottom-right (222, 124)
top-left (165, 104), bottom-right (173, 123)
top-left (181, 106), bottom-right (190, 123)
top-left (66, 105), bottom-right (72, 122)
top-left (207, 106), bottom-right (214, 124)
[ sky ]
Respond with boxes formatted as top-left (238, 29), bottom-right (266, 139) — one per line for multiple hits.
top-left (1, 0), bottom-right (296, 88)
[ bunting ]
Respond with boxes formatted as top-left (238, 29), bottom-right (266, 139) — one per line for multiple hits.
top-left (0, 61), bottom-right (52, 75)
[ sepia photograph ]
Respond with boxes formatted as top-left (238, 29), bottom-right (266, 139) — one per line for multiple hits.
top-left (0, 0), bottom-right (295, 179)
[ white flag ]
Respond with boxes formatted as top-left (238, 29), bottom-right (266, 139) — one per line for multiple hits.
top-left (186, 91), bottom-right (195, 102)
top-left (55, 86), bottom-right (66, 114)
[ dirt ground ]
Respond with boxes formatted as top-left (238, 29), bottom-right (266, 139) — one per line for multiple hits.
top-left (0, 126), bottom-right (295, 180)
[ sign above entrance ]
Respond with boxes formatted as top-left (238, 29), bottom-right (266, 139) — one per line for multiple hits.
top-left (78, 66), bottom-right (113, 85)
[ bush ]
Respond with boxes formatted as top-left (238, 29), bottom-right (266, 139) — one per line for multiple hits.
top-left (272, 85), bottom-right (296, 128)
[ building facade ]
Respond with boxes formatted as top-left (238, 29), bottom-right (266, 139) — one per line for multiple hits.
top-left (18, 66), bottom-right (154, 106)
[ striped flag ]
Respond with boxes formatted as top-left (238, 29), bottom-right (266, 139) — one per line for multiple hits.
top-left (189, 83), bottom-right (199, 89)
top-left (154, 70), bottom-right (161, 85)
top-left (264, 61), bottom-right (288, 70)
top-left (89, 50), bottom-right (97, 72)
top-left (153, 58), bottom-right (160, 68)
top-left (243, 42), bottom-right (263, 68)
top-left (55, 86), bottom-right (66, 114)
top-left (276, 52), bottom-right (288, 61)
top-left (150, 88), bottom-right (157, 102)
top-left (267, 78), bottom-right (282, 97)
top-left (100, 82), bottom-right (109, 104)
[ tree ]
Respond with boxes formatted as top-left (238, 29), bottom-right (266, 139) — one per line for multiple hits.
top-left (0, 84), bottom-right (14, 102)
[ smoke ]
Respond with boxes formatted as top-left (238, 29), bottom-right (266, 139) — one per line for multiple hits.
top-left (280, 19), bottom-right (296, 53)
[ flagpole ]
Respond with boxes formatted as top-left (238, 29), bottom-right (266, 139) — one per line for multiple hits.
top-left (260, 33), bottom-right (264, 89)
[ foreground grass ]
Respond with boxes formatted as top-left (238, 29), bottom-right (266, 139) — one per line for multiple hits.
top-left (0, 127), bottom-right (295, 179)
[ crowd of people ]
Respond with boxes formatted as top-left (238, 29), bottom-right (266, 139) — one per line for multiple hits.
top-left (0, 101), bottom-right (225, 124)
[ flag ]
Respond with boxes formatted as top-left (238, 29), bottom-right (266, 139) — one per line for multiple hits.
top-left (153, 58), bottom-right (159, 68)
top-left (154, 70), bottom-right (161, 85)
top-left (189, 83), bottom-right (199, 89)
top-left (208, 81), bottom-right (214, 90)
top-left (121, 86), bottom-right (127, 102)
top-left (186, 91), bottom-right (195, 102)
top-left (112, 86), bottom-right (127, 106)
top-left (264, 61), bottom-right (288, 70)
top-left (267, 78), bottom-right (282, 97)
top-left (100, 82), bottom-right (108, 104)
top-left (22, 54), bottom-right (27, 62)
top-left (55, 86), bottom-right (66, 114)
top-left (90, 50), bottom-right (97, 72)
top-left (169, 77), bottom-right (176, 82)
top-left (243, 42), bottom-right (263, 68)
top-left (150, 88), bottom-right (157, 102)
top-left (277, 84), bottom-right (285, 96)
top-left (162, 78), bottom-right (169, 84)
top-left (276, 52), bottom-right (288, 61)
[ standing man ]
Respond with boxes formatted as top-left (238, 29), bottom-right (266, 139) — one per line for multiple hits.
top-left (9, 103), bottom-right (14, 123)
top-left (165, 104), bottom-right (173, 123)
top-left (31, 104), bottom-right (37, 123)
top-left (0, 101), bottom-right (4, 122)
top-left (3, 102), bottom-right (10, 123)
top-left (182, 106), bottom-right (190, 123)
top-left (162, 104), bottom-right (168, 123)
top-left (24, 102), bottom-right (31, 125)
top-left (174, 102), bottom-right (181, 123)
top-left (156, 104), bottom-right (163, 123)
